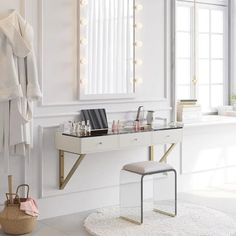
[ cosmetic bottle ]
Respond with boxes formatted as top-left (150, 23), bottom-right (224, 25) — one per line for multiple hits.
top-left (81, 121), bottom-right (86, 136)
top-left (117, 120), bottom-right (120, 132)
top-left (146, 110), bottom-right (154, 126)
top-left (86, 120), bottom-right (91, 135)
top-left (112, 120), bottom-right (116, 133)
top-left (134, 120), bottom-right (140, 132)
top-left (76, 122), bottom-right (81, 135)
top-left (72, 121), bottom-right (77, 133)
top-left (68, 121), bottom-right (73, 133)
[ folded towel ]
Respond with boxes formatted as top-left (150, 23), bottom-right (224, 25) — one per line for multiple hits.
top-left (20, 198), bottom-right (39, 217)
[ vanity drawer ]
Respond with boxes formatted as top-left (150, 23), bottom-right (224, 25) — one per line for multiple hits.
top-left (80, 135), bottom-right (119, 154)
top-left (120, 132), bottom-right (152, 148)
top-left (152, 129), bottom-right (182, 145)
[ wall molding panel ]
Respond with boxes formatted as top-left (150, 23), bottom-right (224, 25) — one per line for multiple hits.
top-left (38, 125), bottom-right (59, 198)
top-left (38, 98), bottom-right (169, 108)
top-left (38, 120), bottom-right (172, 200)
top-left (33, 107), bottom-right (172, 120)
top-left (38, 0), bottom-right (79, 106)
top-left (37, 0), bottom-right (170, 107)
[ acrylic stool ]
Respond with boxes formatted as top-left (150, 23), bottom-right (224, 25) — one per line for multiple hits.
top-left (120, 161), bottom-right (177, 224)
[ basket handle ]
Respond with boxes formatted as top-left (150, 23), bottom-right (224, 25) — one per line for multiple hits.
top-left (8, 175), bottom-right (13, 204)
top-left (15, 184), bottom-right (30, 199)
top-left (6, 193), bottom-right (20, 205)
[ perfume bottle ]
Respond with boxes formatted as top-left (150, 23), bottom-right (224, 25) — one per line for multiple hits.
top-left (81, 121), bottom-right (86, 136)
top-left (117, 120), bottom-right (120, 132)
top-left (146, 110), bottom-right (154, 126)
top-left (112, 120), bottom-right (117, 133)
top-left (68, 121), bottom-right (73, 133)
top-left (134, 120), bottom-right (140, 132)
top-left (76, 121), bottom-right (81, 135)
top-left (86, 120), bottom-right (91, 135)
top-left (72, 121), bottom-right (77, 133)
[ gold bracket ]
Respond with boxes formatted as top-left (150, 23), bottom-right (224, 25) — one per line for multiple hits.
top-left (149, 143), bottom-right (177, 163)
top-left (59, 150), bottom-right (86, 190)
top-left (159, 143), bottom-right (177, 163)
top-left (149, 146), bottom-right (154, 161)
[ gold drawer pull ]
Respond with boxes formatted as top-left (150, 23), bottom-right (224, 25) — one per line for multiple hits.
top-left (98, 142), bottom-right (103, 145)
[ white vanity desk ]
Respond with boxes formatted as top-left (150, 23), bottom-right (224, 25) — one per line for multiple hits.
top-left (55, 125), bottom-right (183, 189)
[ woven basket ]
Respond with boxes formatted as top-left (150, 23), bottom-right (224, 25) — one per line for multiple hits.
top-left (0, 184), bottom-right (37, 235)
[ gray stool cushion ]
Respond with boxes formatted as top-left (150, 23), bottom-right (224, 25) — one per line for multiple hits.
top-left (123, 161), bottom-right (174, 174)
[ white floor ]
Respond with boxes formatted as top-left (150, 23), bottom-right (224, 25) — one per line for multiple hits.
top-left (1, 185), bottom-right (236, 236)
top-left (0, 210), bottom-right (92, 236)
top-left (179, 183), bottom-right (236, 219)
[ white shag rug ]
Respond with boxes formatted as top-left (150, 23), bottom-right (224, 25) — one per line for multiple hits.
top-left (84, 202), bottom-right (236, 236)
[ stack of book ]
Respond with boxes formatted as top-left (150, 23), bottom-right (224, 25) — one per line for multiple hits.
top-left (177, 99), bottom-right (202, 123)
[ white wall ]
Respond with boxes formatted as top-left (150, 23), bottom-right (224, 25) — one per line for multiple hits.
top-left (0, 0), bottom-right (174, 219)
top-left (179, 121), bottom-right (236, 192)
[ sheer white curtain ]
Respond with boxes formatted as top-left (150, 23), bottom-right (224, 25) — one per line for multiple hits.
top-left (85, 0), bottom-right (134, 95)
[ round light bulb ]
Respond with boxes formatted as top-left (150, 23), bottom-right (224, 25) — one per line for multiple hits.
top-left (134, 41), bottom-right (143, 48)
top-left (80, 18), bottom-right (88, 26)
top-left (134, 59), bottom-right (143, 65)
top-left (80, 58), bottom-right (87, 65)
top-left (134, 77), bottom-right (143, 85)
top-left (80, 79), bottom-right (88, 88)
top-left (80, 79), bottom-right (87, 85)
top-left (134, 23), bottom-right (143, 29)
top-left (135, 4), bottom-right (143, 11)
top-left (80, 38), bottom-right (88, 45)
top-left (80, 0), bottom-right (88, 6)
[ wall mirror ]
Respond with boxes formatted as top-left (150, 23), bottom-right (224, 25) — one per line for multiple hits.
top-left (79, 0), bottom-right (135, 99)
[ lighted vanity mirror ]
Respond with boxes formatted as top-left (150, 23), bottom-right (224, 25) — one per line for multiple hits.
top-left (80, 0), bottom-right (135, 99)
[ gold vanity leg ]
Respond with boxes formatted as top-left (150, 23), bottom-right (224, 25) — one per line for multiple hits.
top-left (149, 146), bottom-right (154, 161)
top-left (159, 143), bottom-right (177, 163)
top-left (59, 150), bottom-right (64, 188)
top-left (59, 153), bottom-right (86, 190)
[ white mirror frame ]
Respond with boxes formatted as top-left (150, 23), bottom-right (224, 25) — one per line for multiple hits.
top-left (78, 0), bottom-right (139, 101)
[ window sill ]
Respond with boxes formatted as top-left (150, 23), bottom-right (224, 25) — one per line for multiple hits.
top-left (183, 115), bottom-right (236, 128)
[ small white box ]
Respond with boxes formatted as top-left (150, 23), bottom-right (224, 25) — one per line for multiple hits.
top-left (177, 104), bottom-right (202, 123)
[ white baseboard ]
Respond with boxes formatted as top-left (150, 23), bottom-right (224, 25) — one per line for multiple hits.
top-left (38, 186), bottom-right (120, 220)
top-left (38, 178), bottom-right (155, 219)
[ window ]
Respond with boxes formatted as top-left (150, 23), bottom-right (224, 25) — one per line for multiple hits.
top-left (175, 0), bottom-right (228, 111)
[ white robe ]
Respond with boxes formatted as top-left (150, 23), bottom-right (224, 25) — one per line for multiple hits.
top-left (0, 10), bottom-right (41, 161)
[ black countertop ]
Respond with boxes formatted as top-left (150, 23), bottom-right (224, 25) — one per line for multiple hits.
top-left (62, 124), bottom-right (183, 138)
